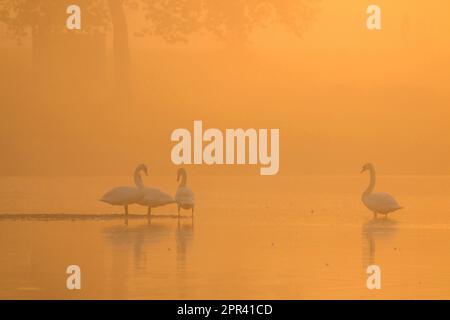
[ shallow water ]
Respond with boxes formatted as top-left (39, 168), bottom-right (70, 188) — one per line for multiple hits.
top-left (0, 175), bottom-right (450, 299)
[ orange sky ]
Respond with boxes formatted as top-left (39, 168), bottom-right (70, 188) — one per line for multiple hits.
top-left (0, 0), bottom-right (449, 176)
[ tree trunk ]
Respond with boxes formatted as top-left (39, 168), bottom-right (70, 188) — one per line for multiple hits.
top-left (107, 0), bottom-right (131, 98)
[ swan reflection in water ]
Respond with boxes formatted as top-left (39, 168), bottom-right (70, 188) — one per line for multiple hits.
top-left (103, 216), bottom-right (194, 273)
top-left (103, 221), bottom-right (172, 271)
top-left (361, 218), bottom-right (398, 267)
top-left (176, 218), bottom-right (194, 272)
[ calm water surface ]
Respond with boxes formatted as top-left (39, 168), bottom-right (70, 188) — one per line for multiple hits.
top-left (1, 175), bottom-right (450, 299)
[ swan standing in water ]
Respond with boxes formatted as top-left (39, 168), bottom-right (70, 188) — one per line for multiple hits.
top-left (100, 164), bottom-right (147, 215)
top-left (361, 163), bottom-right (402, 218)
top-left (135, 165), bottom-right (175, 216)
top-left (175, 168), bottom-right (195, 217)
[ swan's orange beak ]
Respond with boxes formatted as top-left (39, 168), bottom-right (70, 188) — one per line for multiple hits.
top-left (360, 167), bottom-right (366, 173)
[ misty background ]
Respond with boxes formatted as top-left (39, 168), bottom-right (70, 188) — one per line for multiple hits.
top-left (0, 0), bottom-right (449, 177)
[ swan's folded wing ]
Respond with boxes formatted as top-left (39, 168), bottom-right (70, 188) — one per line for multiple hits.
top-left (153, 190), bottom-right (175, 205)
top-left (367, 192), bottom-right (402, 212)
top-left (101, 186), bottom-right (143, 205)
top-left (175, 187), bottom-right (195, 205)
top-left (142, 187), bottom-right (162, 199)
top-left (140, 187), bottom-right (174, 205)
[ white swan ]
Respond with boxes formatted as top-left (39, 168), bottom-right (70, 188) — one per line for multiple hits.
top-left (175, 168), bottom-right (195, 217)
top-left (100, 164), bottom-right (147, 215)
top-left (361, 163), bottom-right (402, 218)
top-left (135, 165), bottom-right (175, 215)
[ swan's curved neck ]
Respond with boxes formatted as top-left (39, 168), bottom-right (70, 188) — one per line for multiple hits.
top-left (134, 167), bottom-right (145, 188)
top-left (364, 167), bottom-right (376, 195)
top-left (179, 171), bottom-right (187, 188)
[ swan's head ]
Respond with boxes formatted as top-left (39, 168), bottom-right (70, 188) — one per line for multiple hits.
top-left (177, 168), bottom-right (186, 181)
top-left (361, 163), bottom-right (374, 173)
top-left (137, 164), bottom-right (148, 176)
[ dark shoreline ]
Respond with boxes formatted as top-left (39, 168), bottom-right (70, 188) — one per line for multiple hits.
top-left (0, 213), bottom-right (190, 221)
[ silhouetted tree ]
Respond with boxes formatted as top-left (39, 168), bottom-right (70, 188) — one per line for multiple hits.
top-left (0, 0), bottom-right (129, 97)
top-left (137, 0), bottom-right (319, 46)
top-left (0, 0), bottom-right (108, 54)
top-left (108, 0), bottom-right (130, 91)
top-left (0, 0), bottom-right (319, 97)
